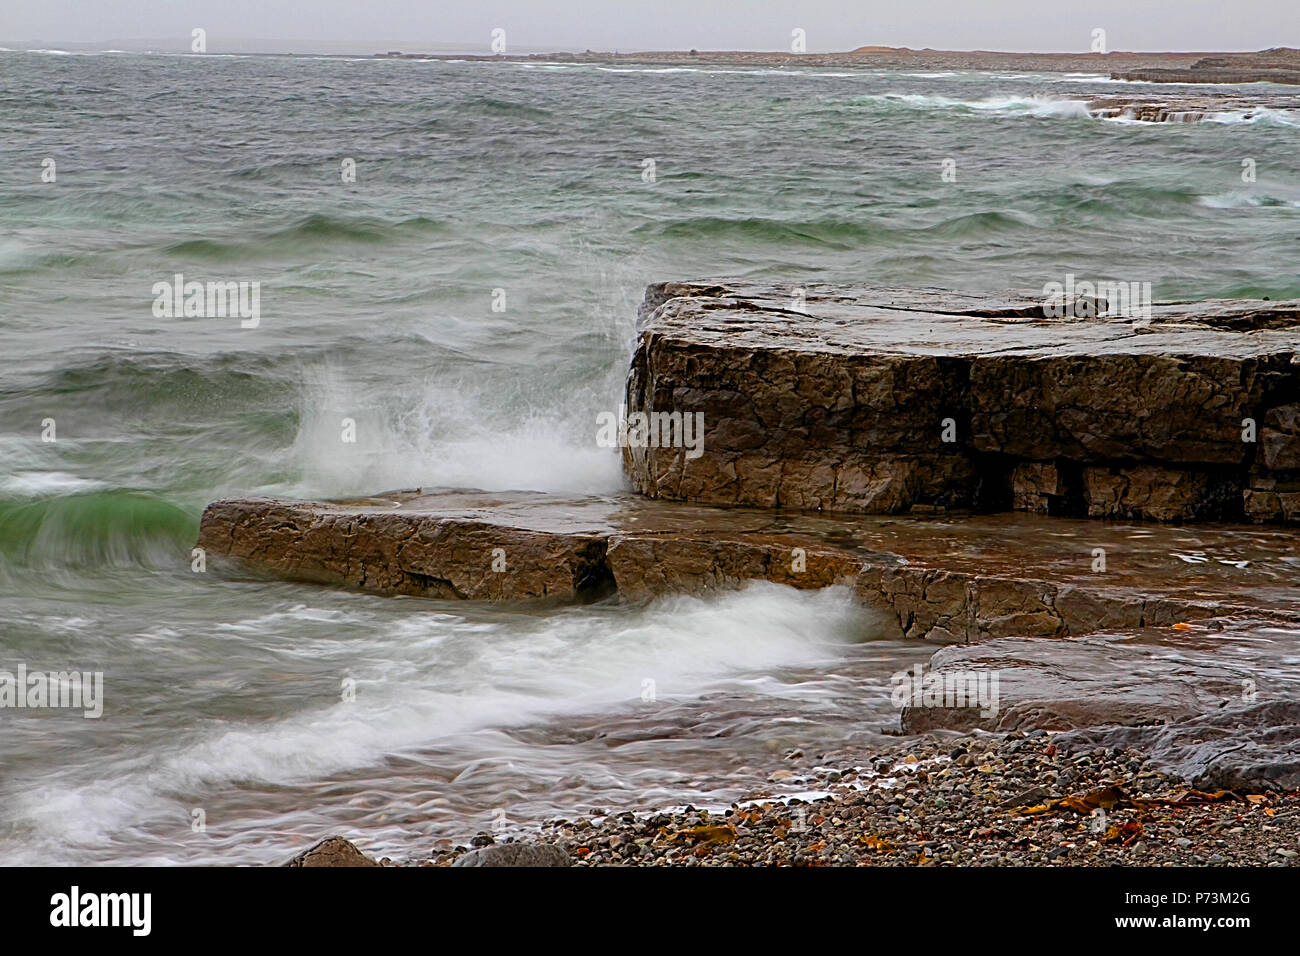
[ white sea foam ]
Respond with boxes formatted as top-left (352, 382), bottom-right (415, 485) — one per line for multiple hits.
top-left (0, 471), bottom-right (108, 496)
top-left (867, 92), bottom-right (1093, 118)
top-left (1202, 107), bottom-right (1300, 127)
top-left (285, 363), bottom-right (625, 498)
top-left (5, 583), bottom-right (873, 858)
top-left (861, 91), bottom-right (1299, 126)
top-left (1198, 191), bottom-right (1300, 209)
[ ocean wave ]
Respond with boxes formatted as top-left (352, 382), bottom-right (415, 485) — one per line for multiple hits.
top-left (458, 96), bottom-right (553, 120)
top-left (1202, 107), bottom-right (1300, 127)
top-left (635, 210), bottom-right (1037, 247)
top-left (1199, 191), bottom-right (1300, 209)
top-left (26, 349), bottom-right (297, 417)
top-left (161, 213), bottom-right (449, 260)
top-left (0, 472), bottom-right (108, 496)
top-left (0, 491), bottom-right (196, 569)
top-left (637, 215), bottom-right (885, 247)
top-left (854, 91), bottom-right (1093, 119)
top-left (915, 209), bottom-right (1039, 237)
top-left (535, 64), bottom-right (860, 78)
top-left (284, 362), bottom-right (625, 498)
top-left (849, 90), bottom-right (1300, 126)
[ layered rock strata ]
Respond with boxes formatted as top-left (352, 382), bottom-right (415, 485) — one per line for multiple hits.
top-left (624, 281), bottom-right (1300, 523)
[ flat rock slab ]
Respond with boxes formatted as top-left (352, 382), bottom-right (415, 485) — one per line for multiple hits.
top-left (625, 281), bottom-right (1300, 522)
top-left (900, 625), bottom-right (1295, 733)
top-left (199, 490), bottom-right (1300, 642)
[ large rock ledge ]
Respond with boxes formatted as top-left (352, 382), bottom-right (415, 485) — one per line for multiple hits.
top-left (625, 281), bottom-right (1300, 523)
top-left (198, 490), bottom-right (1300, 642)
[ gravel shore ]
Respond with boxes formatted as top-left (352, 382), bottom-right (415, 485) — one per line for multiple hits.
top-left (417, 732), bottom-right (1300, 867)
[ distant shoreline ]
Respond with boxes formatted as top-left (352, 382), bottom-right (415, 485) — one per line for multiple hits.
top-left (7, 45), bottom-right (1299, 85)
top-left (373, 46), bottom-right (1300, 84)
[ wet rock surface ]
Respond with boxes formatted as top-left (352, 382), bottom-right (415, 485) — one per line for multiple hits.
top-left (900, 625), bottom-right (1296, 733)
top-left (284, 836), bottom-right (380, 867)
top-left (1057, 701), bottom-right (1300, 792)
top-left (199, 490), bottom-right (1300, 641)
top-left (626, 281), bottom-right (1300, 522)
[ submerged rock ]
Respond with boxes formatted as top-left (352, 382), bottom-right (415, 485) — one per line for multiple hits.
top-left (1086, 93), bottom-right (1300, 121)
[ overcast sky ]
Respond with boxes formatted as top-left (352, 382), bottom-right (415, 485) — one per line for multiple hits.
top-left (0, 1), bottom-right (1294, 53)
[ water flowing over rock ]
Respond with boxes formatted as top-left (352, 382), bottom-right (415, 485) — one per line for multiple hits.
top-left (899, 627), bottom-right (1292, 733)
top-left (1087, 94), bottom-right (1300, 121)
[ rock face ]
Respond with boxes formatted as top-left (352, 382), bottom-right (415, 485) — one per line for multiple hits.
top-left (451, 843), bottom-right (570, 867)
top-left (199, 490), bottom-right (1300, 642)
top-left (624, 281), bottom-right (1300, 523)
top-left (284, 836), bottom-right (380, 867)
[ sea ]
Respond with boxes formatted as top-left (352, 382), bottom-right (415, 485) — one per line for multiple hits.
top-left (1, 49), bottom-right (1298, 864)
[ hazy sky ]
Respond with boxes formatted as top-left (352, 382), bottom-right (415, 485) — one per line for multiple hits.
top-left (0, 0), bottom-right (1294, 53)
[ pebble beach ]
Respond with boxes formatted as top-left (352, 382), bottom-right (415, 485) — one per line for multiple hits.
top-left (416, 733), bottom-right (1300, 867)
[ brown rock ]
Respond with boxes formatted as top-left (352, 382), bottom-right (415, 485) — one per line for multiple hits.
top-left (199, 493), bottom-right (616, 603)
top-left (1010, 461), bottom-right (1067, 514)
top-left (1261, 404), bottom-right (1300, 472)
top-left (1081, 464), bottom-right (1238, 522)
top-left (284, 836), bottom-right (380, 867)
top-left (624, 281), bottom-right (1299, 521)
top-left (198, 491), bottom-right (1300, 641)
